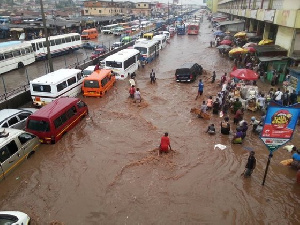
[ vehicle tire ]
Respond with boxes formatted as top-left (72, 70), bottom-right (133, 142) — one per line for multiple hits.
top-left (18, 62), bottom-right (24, 69)
top-left (27, 151), bottom-right (35, 159)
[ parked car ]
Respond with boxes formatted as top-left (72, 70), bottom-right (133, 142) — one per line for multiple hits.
top-left (175, 63), bottom-right (203, 82)
top-left (0, 211), bottom-right (31, 224)
top-left (90, 48), bottom-right (107, 60)
top-left (0, 108), bottom-right (37, 130)
top-left (110, 42), bottom-right (124, 50)
top-left (131, 25), bottom-right (140, 31)
top-left (82, 42), bottom-right (98, 50)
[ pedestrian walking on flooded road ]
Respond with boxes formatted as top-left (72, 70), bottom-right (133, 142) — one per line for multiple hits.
top-left (150, 69), bottom-right (156, 84)
top-left (159, 132), bottom-right (171, 155)
top-left (212, 71), bottom-right (216, 83)
top-left (244, 151), bottom-right (256, 177)
top-left (195, 79), bottom-right (204, 100)
top-left (134, 88), bottom-right (141, 103)
top-left (129, 85), bottom-right (135, 99)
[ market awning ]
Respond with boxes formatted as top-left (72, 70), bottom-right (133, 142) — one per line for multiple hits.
top-left (258, 56), bottom-right (289, 62)
top-left (10, 28), bottom-right (24, 32)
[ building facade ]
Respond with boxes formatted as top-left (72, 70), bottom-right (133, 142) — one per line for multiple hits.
top-left (217, 0), bottom-right (300, 57)
top-left (131, 2), bottom-right (152, 17)
top-left (83, 1), bottom-right (125, 16)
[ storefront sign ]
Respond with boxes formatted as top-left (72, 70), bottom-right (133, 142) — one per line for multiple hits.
top-left (260, 102), bottom-right (300, 152)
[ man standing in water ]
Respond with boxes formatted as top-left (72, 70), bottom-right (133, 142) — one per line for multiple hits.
top-left (244, 151), bottom-right (256, 177)
top-left (195, 79), bottom-right (204, 100)
top-left (150, 69), bottom-right (156, 84)
top-left (159, 132), bottom-right (171, 155)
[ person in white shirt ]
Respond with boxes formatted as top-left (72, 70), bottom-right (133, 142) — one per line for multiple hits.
top-left (257, 93), bottom-right (266, 110)
top-left (274, 88), bottom-right (283, 105)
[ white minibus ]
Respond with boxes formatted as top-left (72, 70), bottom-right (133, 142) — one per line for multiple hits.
top-left (30, 69), bottom-right (83, 107)
top-left (104, 49), bottom-right (140, 80)
top-left (153, 34), bottom-right (167, 50)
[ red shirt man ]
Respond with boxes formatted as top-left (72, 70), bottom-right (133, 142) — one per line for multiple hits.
top-left (160, 132), bottom-right (171, 153)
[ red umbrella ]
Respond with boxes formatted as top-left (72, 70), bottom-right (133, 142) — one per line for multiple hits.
top-left (220, 40), bottom-right (232, 46)
top-left (244, 47), bottom-right (256, 53)
top-left (230, 69), bottom-right (259, 80)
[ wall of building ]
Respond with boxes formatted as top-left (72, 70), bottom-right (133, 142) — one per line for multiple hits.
top-left (283, 0), bottom-right (300, 10)
top-left (275, 26), bottom-right (295, 56)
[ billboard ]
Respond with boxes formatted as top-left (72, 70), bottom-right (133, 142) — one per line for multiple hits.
top-left (260, 102), bottom-right (300, 152)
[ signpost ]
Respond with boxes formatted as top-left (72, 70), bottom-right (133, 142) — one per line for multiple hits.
top-left (260, 101), bottom-right (300, 185)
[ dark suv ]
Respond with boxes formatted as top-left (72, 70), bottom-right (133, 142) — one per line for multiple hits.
top-left (175, 63), bottom-right (203, 82)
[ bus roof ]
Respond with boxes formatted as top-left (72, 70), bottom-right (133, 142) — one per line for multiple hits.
top-left (105, 49), bottom-right (139, 62)
top-left (134, 40), bottom-right (159, 48)
top-left (153, 34), bottom-right (166, 40)
top-left (84, 69), bottom-right (112, 81)
top-left (29, 97), bottom-right (80, 119)
top-left (27, 33), bottom-right (80, 43)
top-left (0, 42), bottom-right (32, 53)
top-left (0, 41), bottom-right (22, 48)
top-left (30, 69), bottom-right (81, 85)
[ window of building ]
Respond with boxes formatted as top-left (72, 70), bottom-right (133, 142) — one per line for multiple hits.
top-left (99, 10), bottom-right (101, 13)
top-left (144, 4), bottom-right (146, 6)
top-left (85, 10), bottom-right (88, 13)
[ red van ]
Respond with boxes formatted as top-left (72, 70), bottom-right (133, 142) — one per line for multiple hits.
top-left (25, 97), bottom-right (88, 144)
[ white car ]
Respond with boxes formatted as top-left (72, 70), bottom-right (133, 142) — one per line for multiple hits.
top-left (0, 211), bottom-right (30, 224)
top-left (0, 108), bottom-right (37, 130)
top-left (82, 65), bottom-right (95, 77)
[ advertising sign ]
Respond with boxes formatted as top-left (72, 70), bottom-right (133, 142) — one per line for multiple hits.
top-left (260, 102), bottom-right (300, 152)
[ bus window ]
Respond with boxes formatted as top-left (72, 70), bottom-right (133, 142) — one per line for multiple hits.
top-left (61, 38), bottom-right (66, 43)
top-left (66, 37), bottom-right (71, 42)
top-left (67, 77), bottom-right (76, 86)
top-left (39, 42), bottom-right (43, 48)
top-left (56, 39), bottom-right (62, 45)
top-left (32, 84), bottom-right (51, 92)
top-left (75, 35), bottom-right (80, 41)
top-left (0, 54), bottom-right (4, 61)
top-left (25, 48), bottom-right (32, 53)
top-left (50, 40), bottom-right (55, 46)
top-left (77, 73), bottom-right (82, 81)
top-left (43, 41), bottom-right (47, 47)
top-left (31, 43), bottom-right (36, 51)
top-left (27, 120), bottom-right (50, 132)
top-left (4, 52), bottom-right (13, 59)
top-left (71, 36), bottom-right (75, 41)
top-left (20, 49), bottom-right (25, 55)
top-left (101, 77), bottom-right (108, 87)
top-left (12, 50), bottom-right (21, 57)
top-left (57, 81), bottom-right (67, 92)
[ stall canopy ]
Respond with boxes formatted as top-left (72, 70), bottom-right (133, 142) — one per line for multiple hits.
top-left (254, 45), bottom-right (287, 57)
top-left (230, 69), bottom-right (259, 80)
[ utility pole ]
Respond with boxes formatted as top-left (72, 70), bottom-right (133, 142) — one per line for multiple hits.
top-left (40, 0), bottom-right (54, 72)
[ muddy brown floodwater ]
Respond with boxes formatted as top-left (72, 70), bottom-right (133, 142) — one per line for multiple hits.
top-left (1, 19), bottom-right (300, 225)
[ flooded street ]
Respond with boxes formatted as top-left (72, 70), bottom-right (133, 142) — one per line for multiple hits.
top-left (1, 19), bottom-right (300, 224)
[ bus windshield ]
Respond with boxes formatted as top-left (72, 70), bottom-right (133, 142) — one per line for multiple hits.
top-left (27, 120), bottom-right (50, 132)
top-left (134, 47), bottom-right (147, 54)
top-left (84, 80), bottom-right (100, 88)
top-left (106, 61), bottom-right (122, 68)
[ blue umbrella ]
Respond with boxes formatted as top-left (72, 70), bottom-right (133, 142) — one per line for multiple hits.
top-left (213, 31), bottom-right (224, 36)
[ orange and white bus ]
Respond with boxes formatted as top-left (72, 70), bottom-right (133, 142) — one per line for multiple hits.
top-left (82, 69), bottom-right (116, 97)
top-left (81, 28), bottom-right (99, 40)
top-left (187, 23), bottom-right (199, 35)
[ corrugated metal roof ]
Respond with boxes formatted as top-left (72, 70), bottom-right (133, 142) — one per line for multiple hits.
top-left (254, 45), bottom-right (287, 53)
